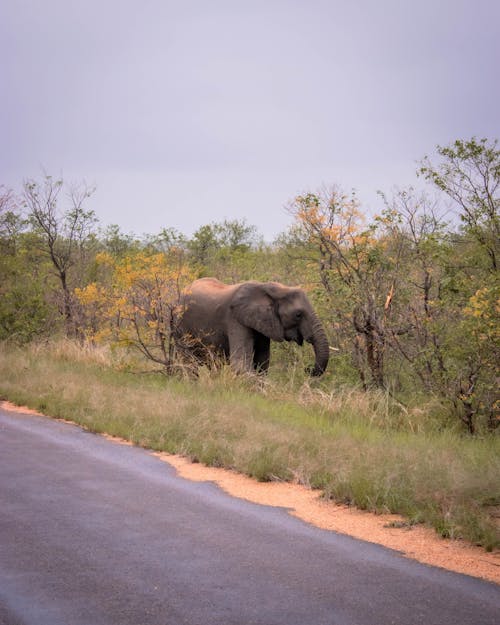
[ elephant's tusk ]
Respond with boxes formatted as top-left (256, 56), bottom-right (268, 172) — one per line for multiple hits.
top-left (329, 346), bottom-right (340, 352)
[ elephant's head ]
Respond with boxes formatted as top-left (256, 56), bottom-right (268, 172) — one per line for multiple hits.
top-left (231, 281), bottom-right (329, 376)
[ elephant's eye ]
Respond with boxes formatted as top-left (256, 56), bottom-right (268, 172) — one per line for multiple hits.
top-left (295, 310), bottom-right (303, 319)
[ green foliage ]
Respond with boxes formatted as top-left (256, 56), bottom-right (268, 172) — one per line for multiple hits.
top-left (0, 274), bottom-right (49, 343)
top-left (187, 218), bottom-right (260, 267)
top-left (22, 174), bottom-right (99, 338)
top-left (0, 189), bottom-right (51, 340)
top-left (420, 137), bottom-right (500, 271)
top-left (1, 138), bottom-right (498, 433)
top-left (99, 224), bottom-right (142, 257)
top-left (281, 172), bottom-right (499, 432)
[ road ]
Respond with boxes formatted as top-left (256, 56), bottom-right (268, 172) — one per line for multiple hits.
top-left (0, 407), bottom-right (498, 625)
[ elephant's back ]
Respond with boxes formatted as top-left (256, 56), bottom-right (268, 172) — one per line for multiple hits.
top-left (179, 278), bottom-right (234, 337)
top-left (187, 278), bottom-right (238, 304)
top-left (190, 277), bottom-right (236, 294)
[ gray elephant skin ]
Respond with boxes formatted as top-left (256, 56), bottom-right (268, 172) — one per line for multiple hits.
top-left (174, 278), bottom-right (329, 376)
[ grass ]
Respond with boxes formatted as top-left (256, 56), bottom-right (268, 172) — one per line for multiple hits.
top-left (1, 339), bottom-right (499, 550)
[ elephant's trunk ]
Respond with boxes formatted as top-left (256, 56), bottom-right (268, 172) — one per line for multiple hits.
top-left (307, 312), bottom-right (330, 376)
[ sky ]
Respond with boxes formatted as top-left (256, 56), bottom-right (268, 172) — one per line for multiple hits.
top-left (2, 0), bottom-right (499, 241)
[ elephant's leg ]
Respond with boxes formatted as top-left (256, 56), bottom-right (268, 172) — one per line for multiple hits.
top-left (253, 333), bottom-right (270, 372)
top-left (228, 324), bottom-right (255, 373)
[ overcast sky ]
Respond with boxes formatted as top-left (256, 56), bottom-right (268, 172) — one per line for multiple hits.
top-left (2, 0), bottom-right (499, 240)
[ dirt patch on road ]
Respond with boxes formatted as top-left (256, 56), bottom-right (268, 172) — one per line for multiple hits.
top-left (3, 400), bottom-right (499, 584)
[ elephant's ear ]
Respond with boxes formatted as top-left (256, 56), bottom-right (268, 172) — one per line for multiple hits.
top-left (231, 283), bottom-right (284, 341)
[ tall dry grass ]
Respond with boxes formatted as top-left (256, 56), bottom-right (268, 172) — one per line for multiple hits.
top-left (1, 339), bottom-right (499, 550)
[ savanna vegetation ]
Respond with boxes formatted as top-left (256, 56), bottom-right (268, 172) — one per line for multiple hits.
top-left (1, 138), bottom-right (499, 549)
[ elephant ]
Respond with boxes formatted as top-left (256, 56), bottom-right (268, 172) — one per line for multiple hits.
top-left (174, 278), bottom-right (329, 376)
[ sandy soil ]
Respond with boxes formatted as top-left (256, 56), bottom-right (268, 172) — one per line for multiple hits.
top-left (3, 400), bottom-right (499, 584)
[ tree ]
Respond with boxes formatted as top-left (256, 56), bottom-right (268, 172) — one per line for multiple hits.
top-left (285, 183), bottom-right (498, 432)
top-left (417, 138), bottom-right (499, 431)
top-left (286, 187), bottom-right (400, 388)
top-left (99, 224), bottom-right (140, 258)
top-left (0, 186), bottom-right (49, 341)
top-left (213, 219), bottom-right (260, 250)
top-left (376, 189), bottom-right (449, 390)
top-left (420, 137), bottom-right (500, 272)
top-left (461, 282), bottom-right (500, 431)
top-left (375, 187), bottom-right (498, 433)
top-left (144, 227), bottom-right (188, 255)
top-left (75, 249), bottom-right (196, 373)
top-left (23, 174), bottom-right (98, 337)
top-left (0, 186), bottom-right (24, 254)
top-left (187, 219), bottom-right (259, 267)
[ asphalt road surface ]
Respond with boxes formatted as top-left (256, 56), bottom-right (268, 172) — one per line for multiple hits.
top-left (1, 408), bottom-right (499, 625)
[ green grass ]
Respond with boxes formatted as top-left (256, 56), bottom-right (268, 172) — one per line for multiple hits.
top-left (1, 339), bottom-right (499, 550)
